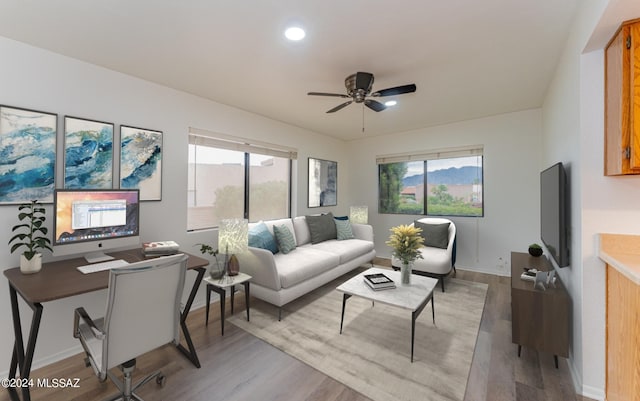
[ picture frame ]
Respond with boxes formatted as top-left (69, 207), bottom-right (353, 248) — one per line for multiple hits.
top-left (64, 116), bottom-right (114, 189)
top-left (0, 105), bottom-right (57, 204)
top-left (119, 125), bottom-right (163, 201)
top-left (308, 157), bottom-right (337, 207)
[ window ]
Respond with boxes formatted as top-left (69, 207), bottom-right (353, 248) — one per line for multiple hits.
top-left (378, 146), bottom-right (483, 217)
top-left (187, 129), bottom-right (296, 230)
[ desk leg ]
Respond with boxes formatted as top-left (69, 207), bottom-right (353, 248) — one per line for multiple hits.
top-left (176, 267), bottom-right (205, 369)
top-left (8, 284), bottom-right (43, 401)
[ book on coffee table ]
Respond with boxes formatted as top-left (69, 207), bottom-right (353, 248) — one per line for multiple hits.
top-left (364, 273), bottom-right (396, 290)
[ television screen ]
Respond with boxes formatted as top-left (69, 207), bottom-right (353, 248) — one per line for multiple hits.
top-left (53, 189), bottom-right (140, 262)
top-left (540, 163), bottom-right (569, 267)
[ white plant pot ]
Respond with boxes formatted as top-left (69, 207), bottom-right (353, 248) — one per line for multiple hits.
top-left (20, 253), bottom-right (42, 274)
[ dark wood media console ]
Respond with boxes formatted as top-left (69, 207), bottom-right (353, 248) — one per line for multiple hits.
top-left (511, 252), bottom-right (570, 368)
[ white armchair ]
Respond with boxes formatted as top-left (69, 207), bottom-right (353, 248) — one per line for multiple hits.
top-left (73, 253), bottom-right (188, 401)
top-left (392, 217), bottom-right (456, 292)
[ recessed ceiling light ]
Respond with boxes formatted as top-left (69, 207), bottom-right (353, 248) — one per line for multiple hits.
top-left (385, 100), bottom-right (397, 107)
top-left (285, 26), bottom-right (305, 41)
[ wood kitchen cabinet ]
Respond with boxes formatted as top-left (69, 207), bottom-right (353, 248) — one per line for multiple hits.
top-left (605, 18), bottom-right (640, 175)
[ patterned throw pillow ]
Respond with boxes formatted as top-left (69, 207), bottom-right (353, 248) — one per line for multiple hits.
top-left (248, 222), bottom-right (279, 254)
top-left (334, 218), bottom-right (355, 240)
top-left (274, 224), bottom-right (297, 254)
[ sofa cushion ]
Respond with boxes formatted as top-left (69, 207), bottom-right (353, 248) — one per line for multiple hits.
top-left (334, 218), bottom-right (354, 240)
top-left (415, 221), bottom-right (450, 249)
top-left (248, 222), bottom-right (279, 254)
top-left (273, 224), bottom-right (297, 254)
top-left (293, 216), bottom-right (311, 246)
top-left (309, 239), bottom-right (375, 265)
top-left (305, 212), bottom-right (337, 244)
top-left (275, 247), bottom-right (340, 288)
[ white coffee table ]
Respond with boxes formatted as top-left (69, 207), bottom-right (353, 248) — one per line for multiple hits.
top-left (336, 267), bottom-right (438, 362)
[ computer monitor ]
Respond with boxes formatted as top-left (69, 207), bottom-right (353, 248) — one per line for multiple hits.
top-left (53, 189), bottom-right (140, 263)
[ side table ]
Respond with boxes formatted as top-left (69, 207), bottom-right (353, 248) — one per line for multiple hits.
top-left (204, 272), bottom-right (251, 335)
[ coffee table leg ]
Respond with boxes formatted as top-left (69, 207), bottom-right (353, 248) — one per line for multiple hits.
top-left (411, 311), bottom-right (416, 363)
top-left (431, 294), bottom-right (435, 324)
top-left (340, 294), bottom-right (351, 334)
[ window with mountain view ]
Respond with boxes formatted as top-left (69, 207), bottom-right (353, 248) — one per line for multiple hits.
top-left (378, 153), bottom-right (483, 217)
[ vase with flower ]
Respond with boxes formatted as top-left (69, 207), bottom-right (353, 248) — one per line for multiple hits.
top-left (386, 224), bottom-right (424, 285)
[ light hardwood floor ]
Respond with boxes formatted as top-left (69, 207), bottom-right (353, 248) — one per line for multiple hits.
top-left (1, 264), bottom-right (595, 401)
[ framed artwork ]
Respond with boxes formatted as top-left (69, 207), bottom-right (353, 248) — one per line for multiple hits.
top-left (64, 116), bottom-right (114, 189)
top-left (119, 125), bottom-right (163, 201)
top-left (308, 157), bottom-right (337, 207)
top-left (0, 105), bottom-right (57, 204)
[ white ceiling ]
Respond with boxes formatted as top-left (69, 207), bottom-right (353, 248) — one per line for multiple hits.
top-left (0, 0), bottom-right (581, 140)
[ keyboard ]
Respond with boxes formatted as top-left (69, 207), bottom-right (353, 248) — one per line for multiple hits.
top-left (76, 259), bottom-right (131, 274)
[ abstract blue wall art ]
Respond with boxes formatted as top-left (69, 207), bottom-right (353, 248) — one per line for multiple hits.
top-left (64, 116), bottom-right (114, 189)
top-left (0, 105), bottom-right (57, 204)
top-left (120, 125), bottom-right (162, 201)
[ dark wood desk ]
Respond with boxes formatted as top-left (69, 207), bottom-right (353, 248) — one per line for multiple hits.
top-left (4, 249), bottom-right (209, 401)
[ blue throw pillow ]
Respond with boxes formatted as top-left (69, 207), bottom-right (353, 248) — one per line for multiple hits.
top-left (335, 218), bottom-right (354, 240)
top-left (248, 222), bottom-right (279, 254)
top-left (273, 224), bottom-right (297, 254)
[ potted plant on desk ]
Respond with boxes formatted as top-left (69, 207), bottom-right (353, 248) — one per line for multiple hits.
top-left (8, 200), bottom-right (52, 274)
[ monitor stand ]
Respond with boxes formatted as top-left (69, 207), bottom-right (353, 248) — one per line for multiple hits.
top-left (84, 252), bottom-right (115, 264)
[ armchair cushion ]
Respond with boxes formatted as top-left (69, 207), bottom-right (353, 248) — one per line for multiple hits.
top-left (415, 221), bottom-right (450, 249)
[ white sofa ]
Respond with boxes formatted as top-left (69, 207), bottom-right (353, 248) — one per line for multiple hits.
top-left (237, 216), bottom-right (375, 319)
top-left (391, 217), bottom-right (456, 292)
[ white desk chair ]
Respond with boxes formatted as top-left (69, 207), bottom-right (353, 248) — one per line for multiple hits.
top-left (73, 253), bottom-right (188, 401)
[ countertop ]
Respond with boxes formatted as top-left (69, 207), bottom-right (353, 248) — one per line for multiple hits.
top-left (597, 233), bottom-right (640, 285)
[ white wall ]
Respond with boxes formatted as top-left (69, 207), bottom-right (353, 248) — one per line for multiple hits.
top-left (0, 36), bottom-right (353, 375)
top-left (541, 0), bottom-right (640, 398)
top-left (347, 109), bottom-right (542, 275)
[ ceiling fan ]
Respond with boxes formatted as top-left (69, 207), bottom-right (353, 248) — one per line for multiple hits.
top-left (308, 72), bottom-right (416, 113)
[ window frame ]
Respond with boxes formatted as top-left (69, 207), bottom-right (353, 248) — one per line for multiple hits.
top-left (377, 146), bottom-right (484, 218)
top-left (188, 129), bottom-right (296, 231)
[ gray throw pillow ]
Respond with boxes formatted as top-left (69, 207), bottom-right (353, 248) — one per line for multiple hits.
top-left (335, 218), bottom-right (355, 240)
top-left (273, 224), bottom-right (297, 254)
top-left (414, 221), bottom-right (450, 249)
top-left (305, 212), bottom-right (337, 244)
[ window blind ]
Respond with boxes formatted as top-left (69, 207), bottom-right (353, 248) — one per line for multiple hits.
top-left (188, 127), bottom-right (298, 160)
top-left (376, 144), bottom-right (483, 164)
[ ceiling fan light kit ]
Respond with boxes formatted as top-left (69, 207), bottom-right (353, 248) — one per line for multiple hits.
top-left (308, 71), bottom-right (416, 113)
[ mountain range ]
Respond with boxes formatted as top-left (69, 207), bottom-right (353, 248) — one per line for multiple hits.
top-left (403, 166), bottom-right (482, 186)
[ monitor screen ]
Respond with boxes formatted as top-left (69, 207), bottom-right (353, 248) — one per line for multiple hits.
top-left (53, 189), bottom-right (140, 262)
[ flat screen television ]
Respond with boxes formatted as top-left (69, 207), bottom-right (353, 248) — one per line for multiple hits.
top-left (53, 189), bottom-right (140, 263)
top-left (540, 162), bottom-right (569, 267)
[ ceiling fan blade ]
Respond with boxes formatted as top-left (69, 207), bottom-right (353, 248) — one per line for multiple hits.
top-left (308, 92), bottom-right (350, 98)
top-left (372, 84), bottom-right (417, 97)
top-left (327, 101), bottom-right (353, 113)
top-left (355, 72), bottom-right (374, 91)
top-left (364, 99), bottom-right (387, 112)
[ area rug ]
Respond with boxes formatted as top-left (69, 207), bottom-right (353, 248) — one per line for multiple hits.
top-left (228, 268), bottom-right (488, 401)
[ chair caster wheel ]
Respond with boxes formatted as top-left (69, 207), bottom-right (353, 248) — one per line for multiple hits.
top-left (156, 373), bottom-right (166, 387)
